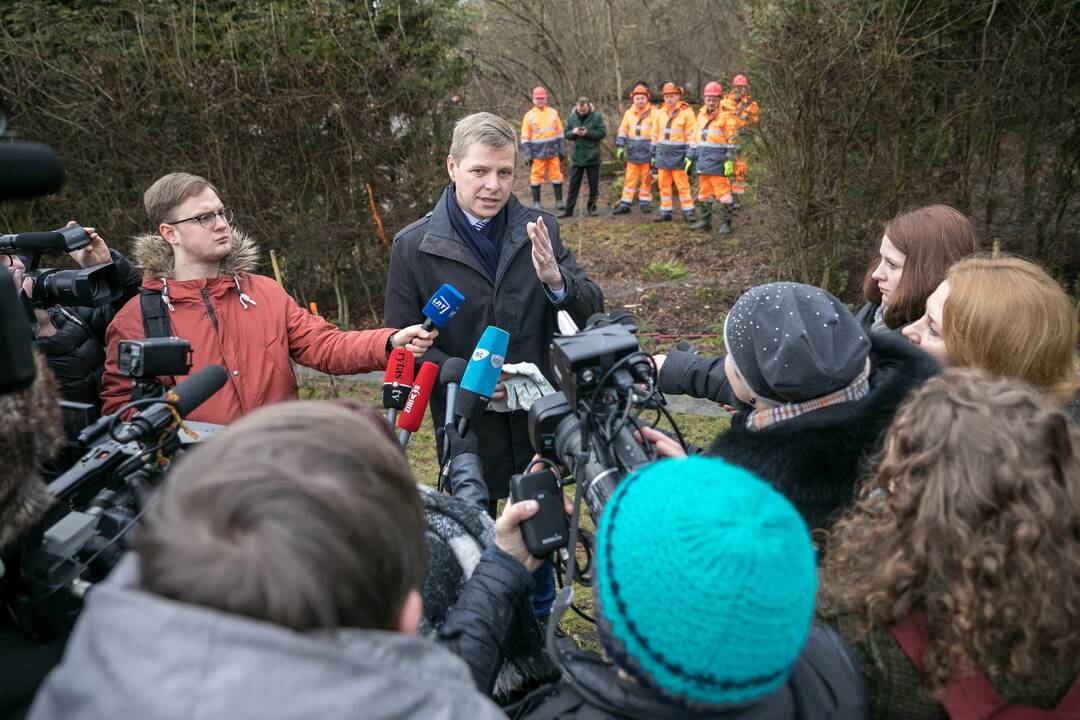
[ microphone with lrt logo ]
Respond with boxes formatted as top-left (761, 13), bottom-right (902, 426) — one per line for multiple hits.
top-left (420, 283), bottom-right (465, 332)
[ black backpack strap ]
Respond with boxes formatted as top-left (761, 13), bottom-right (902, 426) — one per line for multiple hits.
top-left (139, 288), bottom-right (171, 338)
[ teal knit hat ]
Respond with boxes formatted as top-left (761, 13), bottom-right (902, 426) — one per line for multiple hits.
top-left (594, 455), bottom-right (817, 708)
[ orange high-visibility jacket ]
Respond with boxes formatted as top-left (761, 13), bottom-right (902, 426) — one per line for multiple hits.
top-left (520, 106), bottom-right (565, 161)
top-left (650, 101), bottom-right (698, 170)
top-left (616, 103), bottom-right (659, 164)
top-left (726, 92), bottom-right (760, 138)
top-left (688, 106), bottom-right (739, 175)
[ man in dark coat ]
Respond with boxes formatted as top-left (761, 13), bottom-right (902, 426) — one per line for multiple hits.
top-left (385, 112), bottom-right (604, 508)
top-left (560, 97), bottom-right (606, 218)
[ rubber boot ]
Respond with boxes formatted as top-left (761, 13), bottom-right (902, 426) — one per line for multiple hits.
top-left (553, 183), bottom-right (564, 210)
top-left (612, 202), bottom-right (631, 215)
top-left (683, 208), bottom-right (696, 224)
top-left (531, 185), bottom-right (542, 209)
top-left (718, 203), bottom-right (734, 235)
top-left (690, 201), bottom-right (713, 231)
top-left (653, 212), bottom-right (673, 223)
top-left (639, 203), bottom-right (652, 213)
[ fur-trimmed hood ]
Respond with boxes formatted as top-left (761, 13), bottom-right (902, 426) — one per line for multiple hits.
top-left (130, 228), bottom-right (261, 280)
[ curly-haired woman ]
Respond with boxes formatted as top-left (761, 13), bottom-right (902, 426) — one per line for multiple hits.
top-left (818, 369), bottom-right (1080, 719)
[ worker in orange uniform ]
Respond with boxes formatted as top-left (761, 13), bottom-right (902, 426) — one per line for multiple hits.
top-left (727, 74), bottom-right (760, 208)
top-left (521, 86), bottom-right (565, 210)
top-left (688, 81), bottom-right (739, 234)
top-left (650, 82), bottom-right (697, 223)
top-left (613, 83), bottom-right (659, 215)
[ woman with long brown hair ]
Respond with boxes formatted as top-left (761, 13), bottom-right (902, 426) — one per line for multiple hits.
top-left (857, 205), bottom-right (978, 333)
top-left (902, 256), bottom-right (1080, 419)
top-left (818, 369), bottom-right (1080, 719)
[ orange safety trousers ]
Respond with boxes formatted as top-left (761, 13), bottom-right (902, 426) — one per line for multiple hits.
top-left (529, 157), bottom-right (563, 185)
top-left (620, 162), bottom-right (653, 204)
top-left (697, 174), bottom-right (733, 204)
top-left (732, 156), bottom-right (748, 194)
top-left (657, 168), bottom-right (694, 213)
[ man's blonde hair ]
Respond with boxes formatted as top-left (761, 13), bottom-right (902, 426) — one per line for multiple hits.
top-left (944, 256), bottom-right (1079, 404)
top-left (143, 172), bottom-right (219, 228)
top-left (449, 112), bottom-right (517, 162)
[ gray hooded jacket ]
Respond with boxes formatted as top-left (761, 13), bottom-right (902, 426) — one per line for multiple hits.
top-left (28, 557), bottom-right (506, 720)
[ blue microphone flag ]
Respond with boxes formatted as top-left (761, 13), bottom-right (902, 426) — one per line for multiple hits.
top-left (421, 283), bottom-right (466, 328)
top-left (460, 325), bottom-right (509, 399)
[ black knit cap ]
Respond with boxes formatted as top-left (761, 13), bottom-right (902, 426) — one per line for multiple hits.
top-left (723, 282), bottom-right (870, 404)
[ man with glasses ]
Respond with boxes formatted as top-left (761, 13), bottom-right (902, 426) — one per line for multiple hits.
top-left (100, 173), bottom-right (435, 424)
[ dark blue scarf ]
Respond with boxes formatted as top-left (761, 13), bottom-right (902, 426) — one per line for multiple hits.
top-left (444, 184), bottom-right (507, 281)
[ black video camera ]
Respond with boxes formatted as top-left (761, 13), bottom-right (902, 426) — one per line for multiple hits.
top-left (528, 312), bottom-right (679, 525)
top-left (118, 337), bottom-right (194, 401)
top-left (0, 227), bottom-right (122, 309)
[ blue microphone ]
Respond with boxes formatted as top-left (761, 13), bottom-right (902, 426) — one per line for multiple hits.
top-left (454, 325), bottom-right (509, 433)
top-left (421, 283), bottom-right (465, 331)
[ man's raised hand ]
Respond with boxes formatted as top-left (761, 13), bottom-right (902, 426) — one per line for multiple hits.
top-left (527, 216), bottom-right (564, 293)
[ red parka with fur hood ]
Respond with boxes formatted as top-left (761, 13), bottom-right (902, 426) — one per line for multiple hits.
top-left (101, 231), bottom-right (395, 424)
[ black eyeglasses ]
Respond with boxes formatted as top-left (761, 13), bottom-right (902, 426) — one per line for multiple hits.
top-left (165, 207), bottom-right (234, 229)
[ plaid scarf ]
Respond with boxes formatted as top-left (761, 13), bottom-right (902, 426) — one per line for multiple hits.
top-left (746, 364), bottom-right (871, 431)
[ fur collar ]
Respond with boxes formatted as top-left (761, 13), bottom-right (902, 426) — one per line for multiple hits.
top-left (131, 229), bottom-right (261, 280)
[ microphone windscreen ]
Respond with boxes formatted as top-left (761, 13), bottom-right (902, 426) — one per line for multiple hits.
top-left (439, 357), bottom-right (468, 387)
top-left (170, 365), bottom-right (228, 417)
top-left (460, 326), bottom-right (509, 399)
top-left (398, 361), bottom-right (438, 433)
top-left (382, 347), bottom-right (415, 409)
top-left (0, 232), bottom-right (66, 253)
top-left (0, 142), bottom-right (65, 200)
top-left (382, 347), bottom-right (414, 385)
top-left (421, 283), bottom-right (465, 328)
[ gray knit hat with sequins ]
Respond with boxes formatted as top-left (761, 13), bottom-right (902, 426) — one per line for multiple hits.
top-left (723, 282), bottom-right (870, 404)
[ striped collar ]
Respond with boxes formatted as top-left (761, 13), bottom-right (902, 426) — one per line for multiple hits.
top-left (746, 364), bottom-right (871, 431)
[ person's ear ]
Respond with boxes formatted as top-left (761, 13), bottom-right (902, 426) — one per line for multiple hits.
top-left (396, 589), bottom-right (422, 635)
top-left (159, 222), bottom-right (179, 246)
top-left (446, 154), bottom-right (456, 183)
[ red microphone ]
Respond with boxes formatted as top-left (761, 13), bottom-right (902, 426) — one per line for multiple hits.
top-left (382, 347), bottom-right (415, 427)
top-left (397, 361), bottom-right (438, 449)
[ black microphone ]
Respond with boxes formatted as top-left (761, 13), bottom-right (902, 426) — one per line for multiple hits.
top-left (440, 357), bottom-right (467, 428)
top-left (0, 141), bottom-right (65, 201)
top-left (113, 365), bottom-right (229, 443)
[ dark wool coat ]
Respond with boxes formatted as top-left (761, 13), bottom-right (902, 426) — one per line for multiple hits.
top-left (385, 191), bottom-right (604, 497)
top-left (33, 249), bottom-right (142, 411)
top-left (563, 108), bottom-right (607, 167)
top-left (707, 332), bottom-right (940, 532)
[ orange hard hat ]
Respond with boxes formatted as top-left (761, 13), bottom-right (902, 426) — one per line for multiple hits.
top-left (532, 86), bottom-right (548, 99)
top-left (732, 74), bottom-right (749, 87)
top-left (703, 81), bottom-right (724, 97)
top-left (661, 82), bottom-right (682, 96)
top-left (629, 83), bottom-right (649, 98)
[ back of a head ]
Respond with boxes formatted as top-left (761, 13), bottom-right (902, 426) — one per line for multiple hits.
top-left (594, 456), bottom-right (818, 707)
top-left (449, 112), bottom-right (517, 162)
top-left (822, 368), bottom-right (1080, 694)
top-left (944, 256), bottom-right (1079, 404)
top-left (135, 400), bottom-right (425, 632)
top-left (863, 204), bottom-right (979, 328)
top-left (143, 172), bottom-right (219, 228)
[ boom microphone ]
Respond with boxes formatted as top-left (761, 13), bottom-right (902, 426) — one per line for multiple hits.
top-left (420, 283), bottom-right (465, 332)
top-left (382, 347), bottom-right (414, 426)
top-left (113, 365), bottom-right (229, 443)
top-left (398, 361), bottom-right (438, 449)
top-left (440, 357), bottom-right (468, 428)
top-left (0, 141), bottom-right (65, 201)
top-left (455, 325), bottom-right (509, 434)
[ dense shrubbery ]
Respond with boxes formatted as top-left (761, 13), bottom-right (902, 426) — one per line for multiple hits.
top-left (745, 0), bottom-right (1080, 291)
top-left (0, 0), bottom-right (469, 325)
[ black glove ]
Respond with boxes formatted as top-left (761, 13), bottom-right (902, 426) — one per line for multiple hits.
top-left (442, 423), bottom-right (479, 461)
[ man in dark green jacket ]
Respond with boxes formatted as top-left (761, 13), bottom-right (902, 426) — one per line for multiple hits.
top-left (559, 97), bottom-right (606, 218)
